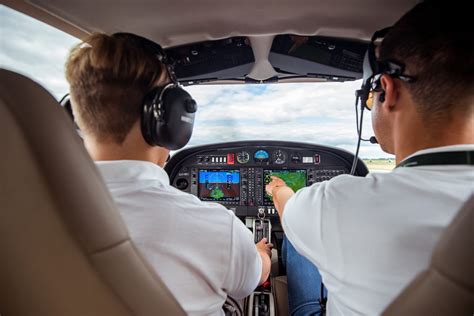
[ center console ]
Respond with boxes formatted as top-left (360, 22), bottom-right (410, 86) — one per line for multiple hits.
top-left (166, 140), bottom-right (367, 263)
top-left (166, 141), bottom-right (367, 315)
top-left (247, 291), bottom-right (275, 316)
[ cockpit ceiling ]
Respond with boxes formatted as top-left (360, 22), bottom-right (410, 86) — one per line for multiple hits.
top-left (5, 0), bottom-right (419, 47)
top-left (168, 35), bottom-right (369, 84)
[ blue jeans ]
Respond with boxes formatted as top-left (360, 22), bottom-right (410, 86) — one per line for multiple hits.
top-left (282, 237), bottom-right (328, 316)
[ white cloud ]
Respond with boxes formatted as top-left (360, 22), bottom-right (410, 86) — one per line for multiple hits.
top-left (185, 82), bottom-right (390, 158)
top-left (0, 5), bottom-right (79, 98)
top-left (0, 5), bottom-right (392, 159)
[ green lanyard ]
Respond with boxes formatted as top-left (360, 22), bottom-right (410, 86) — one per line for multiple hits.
top-left (396, 151), bottom-right (474, 168)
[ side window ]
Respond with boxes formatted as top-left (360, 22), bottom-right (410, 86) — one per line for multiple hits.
top-left (0, 5), bottom-right (79, 99)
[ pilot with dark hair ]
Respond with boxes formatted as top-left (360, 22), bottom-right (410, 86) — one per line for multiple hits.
top-left (267, 1), bottom-right (473, 315)
top-left (65, 33), bottom-right (272, 315)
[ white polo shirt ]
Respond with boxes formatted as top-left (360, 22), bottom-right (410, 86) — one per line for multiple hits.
top-left (96, 160), bottom-right (262, 316)
top-left (282, 145), bottom-right (474, 315)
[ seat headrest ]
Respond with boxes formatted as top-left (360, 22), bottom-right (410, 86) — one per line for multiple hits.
top-left (0, 69), bottom-right (185, 315)
top-left (432, 194), bottom-right (474, 290)
top-left (383, 195), bottom-right (474, 315)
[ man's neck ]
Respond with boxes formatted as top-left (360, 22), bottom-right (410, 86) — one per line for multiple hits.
top-left (394, 117), bottom-right (474, 164)
top-left (84, 137), bottom-right (168, 166)
top-left (86, 141), bottom-right (155, 162)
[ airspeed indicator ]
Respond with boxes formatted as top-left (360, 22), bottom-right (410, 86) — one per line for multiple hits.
top-left (237, 151), bottom-right (250, 164)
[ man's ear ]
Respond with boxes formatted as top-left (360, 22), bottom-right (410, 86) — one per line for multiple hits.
top-left (379, 74), bottom-right (399, 111)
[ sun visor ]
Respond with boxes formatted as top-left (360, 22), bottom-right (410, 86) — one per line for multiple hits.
top-left (165, 37), bottom-right (254, 85)
top-left (269, 35), bottom-right (368, 81)
top-left (165, 35), bottom-right (368, 85)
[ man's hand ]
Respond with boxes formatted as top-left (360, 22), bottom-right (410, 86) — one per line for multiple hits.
top-left (255, 238), bottom-right (273, 284)
top-left (265, 176), bottom-right (295, 219)
top-left (265, 176), bottom-right (287, 197)
top-left (256, 237), bottom-right (273, 258)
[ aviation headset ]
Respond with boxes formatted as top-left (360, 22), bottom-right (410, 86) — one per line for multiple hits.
top-left (350, 27), bottom-right (417, 174)
top-left (61, 33), bottom-right (197, 150)
top-left (358, 27), bottom-right (417, 111)
top-left (355, 29), bottom-right (474, 169)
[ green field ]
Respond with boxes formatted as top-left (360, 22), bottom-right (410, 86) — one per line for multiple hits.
top-left (363, 159), bottom-right (395, 171)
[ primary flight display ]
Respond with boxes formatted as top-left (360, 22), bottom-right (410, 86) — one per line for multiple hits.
top-left (198, 170), bottom-right (240, 202)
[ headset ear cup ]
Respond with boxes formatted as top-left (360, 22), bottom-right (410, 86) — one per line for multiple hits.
top-left (141, 89), bottom-right (160, 146)
top-left (141, 84), bottom-right (196, 150)
top-left (60, 94), bottom-right (74, 121)
top-left (379, 91), bottom-right (386, 102)
top-left (155, 85), bottom-right (196, 150)
top-left (60, 94), bottom-right (81, 131)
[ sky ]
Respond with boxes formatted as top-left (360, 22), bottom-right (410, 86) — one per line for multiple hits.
top-left (0, 5), bottom-right (393, 159)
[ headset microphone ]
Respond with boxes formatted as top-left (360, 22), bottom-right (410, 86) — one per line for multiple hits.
top-left (350, 28), bottom-right (392, 175)
top-left (360, 136), bottom-right (378, 144)
top-left (351, 27), bottom-right (416, 175)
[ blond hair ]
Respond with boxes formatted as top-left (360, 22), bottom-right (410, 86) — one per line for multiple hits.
top-left (65, 33), bottom-right (167, 143)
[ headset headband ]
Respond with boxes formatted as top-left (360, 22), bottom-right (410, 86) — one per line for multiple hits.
top-left (112, 32), bottom-right (179, 84)
top-left (359, 27), bottom-right (416, 107)
top-left (361, 27), bottom-right (391, 98)
top-left (368, 28), bottom-right (392, 76)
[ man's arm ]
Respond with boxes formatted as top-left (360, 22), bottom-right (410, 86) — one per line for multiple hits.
top-left (265, 176), bottom-right (295, 223)
top-left (255, 238), bottom-right (272, 284)
top-left (223, 216), bottom-right (272, 299)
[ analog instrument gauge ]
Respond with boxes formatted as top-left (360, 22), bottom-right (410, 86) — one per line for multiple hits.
top-left (290, 152), bottom-right (302, 163)
top-left (236, 151), bottom-right (250, 164)
top-left (254, 150), bottom-right (270, 162)
top-left (272, 149), bottom-right (287, 164)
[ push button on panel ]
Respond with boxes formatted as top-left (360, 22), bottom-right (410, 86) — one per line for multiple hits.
top-left (227, 153), bottom-right (235, 165)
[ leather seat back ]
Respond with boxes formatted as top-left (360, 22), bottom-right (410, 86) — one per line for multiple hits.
top-left (0, 69), bottom-right (185, 316)
top-left (383, 194), bottom-right (474, 315)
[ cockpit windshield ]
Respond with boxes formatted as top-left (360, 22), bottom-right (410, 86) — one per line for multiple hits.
top-left (0, 5), bottom-right (395, 171)
top-left (184, 81), bottom-right (392, 163)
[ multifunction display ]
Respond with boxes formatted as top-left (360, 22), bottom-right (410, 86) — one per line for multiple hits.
top-left (263, 170), bottom-right (307, 205)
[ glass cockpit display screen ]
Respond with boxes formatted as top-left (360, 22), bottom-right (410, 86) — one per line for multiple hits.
top-left (263, 170), bottom-right (307, 205)
top-left (198, 170), bottom-right (240, 202)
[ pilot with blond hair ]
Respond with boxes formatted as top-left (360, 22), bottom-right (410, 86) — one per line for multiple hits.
top-left (65, 32), bottom-right (272, 315)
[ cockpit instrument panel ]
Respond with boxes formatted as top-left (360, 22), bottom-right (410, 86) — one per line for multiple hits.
top-left (165, 141), bottom-right (368, 218)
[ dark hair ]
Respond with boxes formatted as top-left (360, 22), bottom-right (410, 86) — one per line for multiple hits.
top-left (379, 0), bottom-right (473, 124)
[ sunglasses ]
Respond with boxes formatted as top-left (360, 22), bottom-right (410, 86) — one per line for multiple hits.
top-left (365, 75), bottom-right (383, 111)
